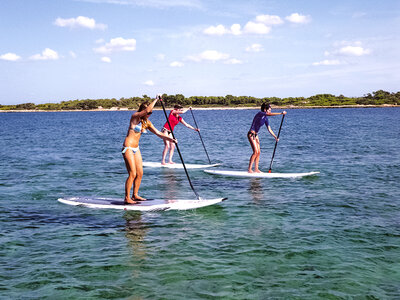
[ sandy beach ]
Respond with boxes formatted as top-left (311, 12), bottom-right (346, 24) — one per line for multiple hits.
top-left (0, 104), bottom-right (397, 113)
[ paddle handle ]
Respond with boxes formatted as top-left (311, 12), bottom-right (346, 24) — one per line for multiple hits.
top-left (190, 108), bottom-right (212, 164)
top-left (159, 98), bottom-right (200, 200)
top-left (268, 114), bottom-right (285, 173)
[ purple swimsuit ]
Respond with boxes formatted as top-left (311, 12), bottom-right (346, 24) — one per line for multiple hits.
top-left (249, 111), bottom-right (269, 134)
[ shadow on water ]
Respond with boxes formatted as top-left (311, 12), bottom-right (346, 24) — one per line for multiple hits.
top-left (249, 178), bottom-right (264, 204)
top-left (160, 168), bottom-right (182, 200)
top-left (123, 212), bottom-right (149, 261)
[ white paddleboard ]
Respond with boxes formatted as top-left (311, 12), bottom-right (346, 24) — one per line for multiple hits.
top-left (204, 169), bottom-right (319, 178)
top-left (143, 162), bottom-right (220, 169)
top-left (58, 197), bottom-right (226, 211)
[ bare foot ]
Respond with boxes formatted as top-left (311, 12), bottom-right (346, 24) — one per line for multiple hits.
top-left (161, 161), bottom-right (167, 165)
top-left (255, 169), bottom-right (263, 173)
top-left (168, 161), bottom-right (175, 164)
top-left (248, 169), bottom-right (254, 173)
top-left (124, 198), bottom-right (138, 204)
top-left (134, 195), bottom-right (147, 201)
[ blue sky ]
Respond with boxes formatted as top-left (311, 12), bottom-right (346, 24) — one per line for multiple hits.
top-left (1, 0), bottom-right (399, 105)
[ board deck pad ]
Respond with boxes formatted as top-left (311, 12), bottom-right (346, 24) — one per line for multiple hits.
top-left (58, 197), bottom-right (226, 211)
top-left (142, 162), bottom-right (220, 169)
top-left (204, 169), bottom-right (319, 178)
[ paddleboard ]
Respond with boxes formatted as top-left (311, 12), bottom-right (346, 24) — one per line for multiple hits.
top-left (58, 197), bottom-right (226, 211)
top-left (204, 169), bottom-right (319, 178)
top-left (143, 162), bottom-right (220, 169)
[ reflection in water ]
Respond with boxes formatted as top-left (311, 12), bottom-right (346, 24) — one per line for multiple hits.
top-left (249, 178), bottom-right (264, 203)
top-left (123, 212), bottom-right (149, 268)
top-left (161, 169), bottom-right (180, 200)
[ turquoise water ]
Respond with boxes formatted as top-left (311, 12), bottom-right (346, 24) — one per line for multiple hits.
top-left (1, 108), bottom-right (399, 299)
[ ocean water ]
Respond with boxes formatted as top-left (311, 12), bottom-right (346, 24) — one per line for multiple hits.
top-left (0, 107), bottom-right (399, 299)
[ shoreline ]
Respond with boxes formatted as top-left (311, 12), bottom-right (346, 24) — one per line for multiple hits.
top-left (0, 104), bottom-right (398, 113)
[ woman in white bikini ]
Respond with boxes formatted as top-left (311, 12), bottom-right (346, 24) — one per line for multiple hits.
top-left (122, 95), bottom-right (176, 204)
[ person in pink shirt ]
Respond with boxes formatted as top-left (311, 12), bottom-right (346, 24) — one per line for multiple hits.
top-left (161, 104), bottom-right (199, 165)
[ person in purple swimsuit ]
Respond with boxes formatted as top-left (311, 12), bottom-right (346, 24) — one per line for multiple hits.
top-left (248, 103), bottom-right (287, 173)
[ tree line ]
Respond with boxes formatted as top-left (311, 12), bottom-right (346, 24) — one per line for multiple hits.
top-left (1, 90), bottom-right (398, 111)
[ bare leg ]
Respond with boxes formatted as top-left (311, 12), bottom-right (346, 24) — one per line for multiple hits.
top-left (132, 150), bottom-right (146, 201)
top-left (254, 139), bottom-right (262, 173)
top-left (123, 150), bottom-right (138, 204)
top-left (168, 142), bottom-right (176, 164)
top-left (161, 140), bottom-right (170, 165)
top-left (248, 134), bottom-right (261, 173)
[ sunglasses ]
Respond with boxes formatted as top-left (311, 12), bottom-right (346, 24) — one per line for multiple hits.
top-left (147, 112), bottom-right (152, 115)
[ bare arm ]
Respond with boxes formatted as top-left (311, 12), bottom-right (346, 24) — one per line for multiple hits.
top-left (267, 125), bottom-right (279, 141)
top-left (267, 110), bottom-right (287, 116)
top-left (179, 107), bottom-right (191, 114)
top-left (135, 98), bottom-right (158, 118)
top-left (180, 118), bottom-right (199, 131)
top-left (148, 123), bottom-right (177, 143)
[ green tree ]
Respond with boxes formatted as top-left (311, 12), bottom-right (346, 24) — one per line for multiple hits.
top-left (16, 103), bottom-right (36, 110)
top-left (175, 94), bottom-right (185, 105)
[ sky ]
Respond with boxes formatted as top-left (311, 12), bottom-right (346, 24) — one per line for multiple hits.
top-left (0, 0), bottom-right (399, 105)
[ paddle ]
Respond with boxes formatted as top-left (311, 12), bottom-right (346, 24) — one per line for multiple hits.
top-left (159, 97), bottom-right (201, 200)
top-left (268, 114), bottom-right (285, 173)
top-left (189, 108), bottom-right (211, 164)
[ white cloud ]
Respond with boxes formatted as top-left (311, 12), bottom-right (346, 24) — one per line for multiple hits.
top-left (230, 24), bottom-right (242, 35)
top-left (203, 24), bottom-right (242, 36)
top-left (243, 22), bottom-right (271, 34)
top-left (94, 37), bottom-right (137, 54)
top-left (156, 54), bottom-right (165, 61)
top-left (338, 46), bottom-right (370, 56)
top-left (203, 24), bottom-right (229, 36)
top-left (224, 58), bottom-right (243, 65)
top-left (202, 13), bottom-right (308, 38)
top-left (185, 50), bottom-right (242, 65)
top-left (30, 48), bottom-right (59, 60)
top-left (203, 17), bottom-right (277, 36)
top-left (185, 50), bottom-right (230, 62)
top-left (69, 51), bottom-right (77, 58)
top-left (246, 43), bottom-right (263, 52)
top-left (54, 16), bottom-right (107, 30)
top-left (170, 61), bottom-right (184, 67)
top-left (320, 42), bottom-right (370, 62)
top-left (0, 52), bottom-right (21, 61)
top-left (101, 56), bottom-right (111, 63)
top-left (312, 59), bottom-right (341, 66)
top-left (285, 13), bottom-right (311, 24)
top-left (255, 14), bottom-right (284, 25)
top-left (144, 80), bottom-right (154, 86)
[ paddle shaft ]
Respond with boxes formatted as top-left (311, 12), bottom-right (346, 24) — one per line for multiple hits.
top-left (189, 108), bottom-right (211, 164)
top-left (268, 114), bottom-right (285, 172)
top-left (159, 99), bottom-right (200, 199)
